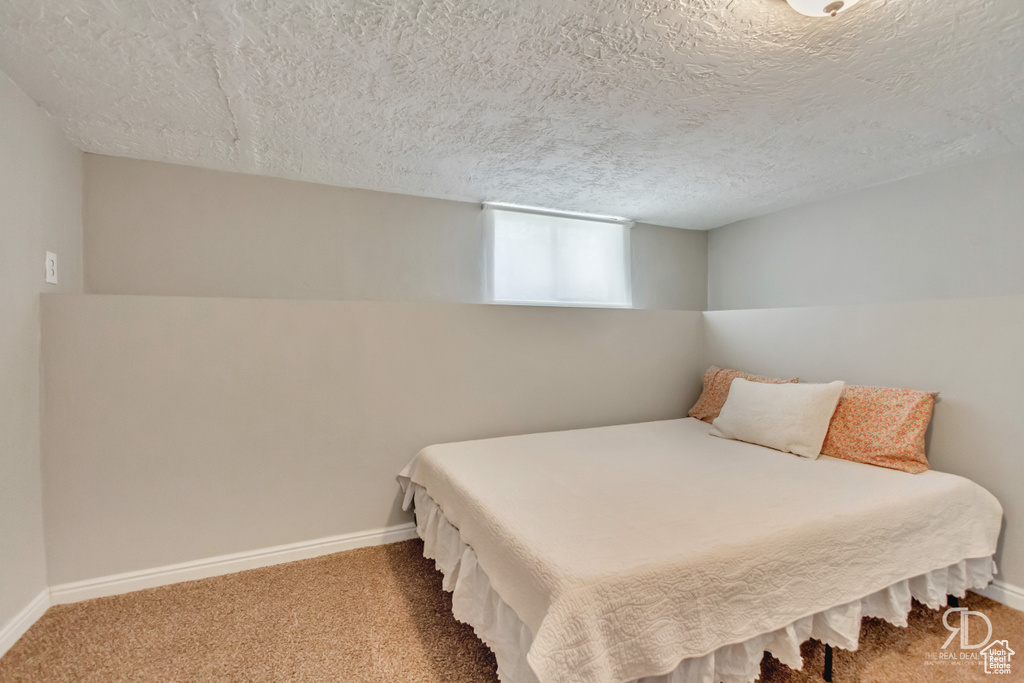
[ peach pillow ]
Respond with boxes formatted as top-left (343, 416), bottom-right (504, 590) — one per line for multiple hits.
top-left (821, 385), bottom-right (938, 473)
top-left (688, 366), bottom-right (798, 423)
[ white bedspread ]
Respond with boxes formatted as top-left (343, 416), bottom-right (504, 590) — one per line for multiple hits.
top-left (398, 418), bottom-right (1002, 683)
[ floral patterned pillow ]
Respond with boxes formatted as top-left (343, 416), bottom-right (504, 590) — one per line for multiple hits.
top-left (688, 366), bottom-right (798, 423)
top-left (821, 385), bottom-right (938, 473)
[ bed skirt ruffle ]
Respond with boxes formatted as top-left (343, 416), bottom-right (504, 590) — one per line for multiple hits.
top-left (405, 482), bottom-right (995, 683)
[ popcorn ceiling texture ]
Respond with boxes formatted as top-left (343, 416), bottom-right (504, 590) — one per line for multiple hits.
top-left (1, 0), bottom-right (1022, 229)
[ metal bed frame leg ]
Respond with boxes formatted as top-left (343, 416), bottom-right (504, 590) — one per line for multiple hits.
top-left (818, 596), bottom-right (962, 681)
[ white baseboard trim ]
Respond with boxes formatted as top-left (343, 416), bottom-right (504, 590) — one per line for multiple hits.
top-left (49, 522), bottom-right (418, 605)
top-left (0, 589), bottom-right (50, 659)
top-left (975, 579), bottom-right (1024, 612)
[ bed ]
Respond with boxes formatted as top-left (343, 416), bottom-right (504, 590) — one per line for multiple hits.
top-left (397, 417), bottom-right (1002, 683)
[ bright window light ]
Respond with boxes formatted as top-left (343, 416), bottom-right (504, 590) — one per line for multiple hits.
top-left (486, 205), bottom-right (632, 308)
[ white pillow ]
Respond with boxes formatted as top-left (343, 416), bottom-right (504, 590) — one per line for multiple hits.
top-left (709, 378), bottom-right (845, 459)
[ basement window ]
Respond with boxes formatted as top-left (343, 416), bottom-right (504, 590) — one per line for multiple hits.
top-left (485, 204), bottom-right (633, 308)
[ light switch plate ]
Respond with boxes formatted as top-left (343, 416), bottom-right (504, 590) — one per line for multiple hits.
top-left (45, 251), bottom-right (58, 284)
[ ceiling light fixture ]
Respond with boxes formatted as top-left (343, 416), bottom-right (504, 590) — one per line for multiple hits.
top-left (785, 0), bottom-right (861, 17)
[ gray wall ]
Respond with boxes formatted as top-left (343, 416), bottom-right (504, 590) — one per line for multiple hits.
top-left (704, 151), bottom-right (1024, 589)
top-left (84, 155), bottom-right (708, 310)
top-left (0, 73), bottom-right (83, 627)
top-left (703, 296), bottom-right (1024, 591)
top-left (707, 151), bottom-right (1024, 311)
top-left (631, 223), bottom-right (707, 312)
top-left (41, 296), bottom-right (703, 584)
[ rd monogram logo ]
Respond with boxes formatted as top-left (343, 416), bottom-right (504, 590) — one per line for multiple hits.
top-left (942, 607), bottom-right (994, 650)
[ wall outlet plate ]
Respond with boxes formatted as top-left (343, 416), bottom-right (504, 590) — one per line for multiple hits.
top-left (45, 251), bottom-right (58, 284)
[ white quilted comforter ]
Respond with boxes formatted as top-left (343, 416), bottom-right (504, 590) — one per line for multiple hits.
top-left (397, 418), bottom-right (1002, 683)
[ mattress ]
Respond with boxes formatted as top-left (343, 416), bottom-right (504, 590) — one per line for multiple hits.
top-left (397, 417), bottom-right (1003, 683)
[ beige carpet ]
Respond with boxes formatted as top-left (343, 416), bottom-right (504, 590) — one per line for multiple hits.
top-left (1, 540), bottom-right (1020, 682)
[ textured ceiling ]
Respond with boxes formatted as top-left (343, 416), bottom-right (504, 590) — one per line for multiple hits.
top-left (1, 0), bottom-right (1023, 229)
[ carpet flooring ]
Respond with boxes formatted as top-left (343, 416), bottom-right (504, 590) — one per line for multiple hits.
top-left (1, 539), bottom-right (1021, 682)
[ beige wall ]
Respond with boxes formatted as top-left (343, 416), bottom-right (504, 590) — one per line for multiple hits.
top-left (703, 296), bottom-right (1024, 590)
top-left (707, 151), bottom-right (1024, 311)
top-left (41, 295), bottom-right (703, 584)
top-left (0, 73), bottom-right (82, 629)
top-left (84, 155), bottom-right (708, 310)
